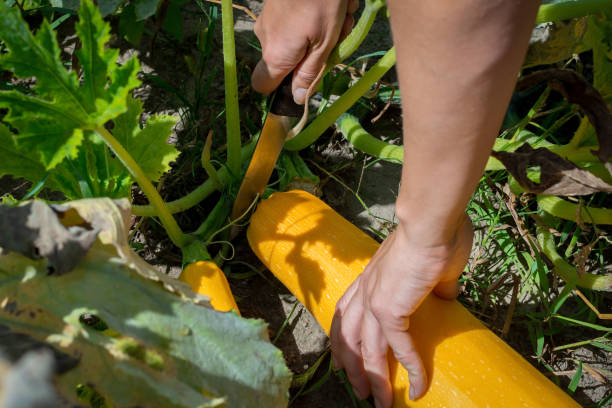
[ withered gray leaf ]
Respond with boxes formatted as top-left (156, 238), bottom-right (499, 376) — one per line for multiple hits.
top-left (492, 144), bottom-right (612, 195)
top-left (0, 201), bottom-right (98, 275)
top-left (516, 69), bottom-right (612, 163)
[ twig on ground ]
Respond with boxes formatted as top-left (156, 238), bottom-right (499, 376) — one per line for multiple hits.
top-left (206, 0), bottom-right (257, 21)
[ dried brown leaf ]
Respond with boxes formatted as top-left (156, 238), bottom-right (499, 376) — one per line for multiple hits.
top-left (516, 69), bottom-right (612, 162)
top-left (573, 236), bottom-right (601, 277)
top-left (492, 144), bottom-right (612, 195)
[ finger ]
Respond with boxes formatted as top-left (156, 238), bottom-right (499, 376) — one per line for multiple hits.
top-left (382, 323), bottom-right (428, 400)
top-left (331, 287), bottom-right (370, 399)
top-left (347, 0), bottom-right (359, 14)
top-left (361, 310), bottom-right (392, 408)
top-left (291, 47), bottom-right (329, 104)
top-left (251, 57), bottom-right (295, 96)
top-left (331, 275), bottom-right (362, 370)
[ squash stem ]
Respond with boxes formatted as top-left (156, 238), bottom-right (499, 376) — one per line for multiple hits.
top-left (221, 0), bottom-right (242, 177)
top-left (335, 113), bottom-right (403, 163)
top-left (94, 126), bottom-right (190, 248)
top-left (537, 227), bottom-right (612, 291)
top-left (132, 140), bottom-right (256, 217)
top-left (285, 47), bottom-right (396, 151)
top-left (537, 195), bottom-right (612, 225)
top-left (536, 0), bottom-right (612, 24)
top-left (329, 0), bottom-right (386, 65)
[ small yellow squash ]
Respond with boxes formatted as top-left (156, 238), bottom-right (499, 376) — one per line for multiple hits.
top-left (180, 261), bottom-right (239, 314)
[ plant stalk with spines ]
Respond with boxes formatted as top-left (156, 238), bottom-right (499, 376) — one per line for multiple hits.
top-left (221, 0), bottom-right (242, 177)
top-left (93, 127), bottom-right (190, 248)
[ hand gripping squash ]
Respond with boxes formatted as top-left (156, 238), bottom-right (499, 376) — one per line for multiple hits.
top-left (247, 190), bottom-right (578, 407)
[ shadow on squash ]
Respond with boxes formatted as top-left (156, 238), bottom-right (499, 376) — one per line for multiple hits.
top-left (247, 190), bottom-right (578, 407)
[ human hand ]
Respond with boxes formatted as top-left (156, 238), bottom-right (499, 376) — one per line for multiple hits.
top-left (330, 215), bottom-right (474, 407)
top-left (251, 0), bottom-right (358, 104)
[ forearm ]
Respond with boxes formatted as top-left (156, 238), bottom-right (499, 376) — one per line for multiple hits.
top-left (389, 0), bottom-right (540, 245)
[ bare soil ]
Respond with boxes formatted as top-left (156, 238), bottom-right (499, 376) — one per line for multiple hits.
top-left (1, 1), bottom-right (610, 406)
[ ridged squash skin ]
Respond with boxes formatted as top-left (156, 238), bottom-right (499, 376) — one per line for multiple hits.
top-left (180, 261), bottom-right (240, 314)
top-left (247, 190), bottom-right (578, 407)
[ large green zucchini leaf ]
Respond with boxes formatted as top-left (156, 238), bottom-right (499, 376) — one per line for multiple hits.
top-left (0, 198), bottom-right (291, 407)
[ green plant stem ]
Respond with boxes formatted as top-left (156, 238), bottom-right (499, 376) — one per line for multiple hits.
top-left (537, 195), bottom-right (612, 225)
top-left (285, 48), bottom-right (396, 151)
top-left (536, 0), bottom-right (612, 24)
top-left (221, 0), bottom-right (241, 176)
top-left (94, 127), bottom-right (190, 248)
top-left (485, 140), bottom-right (598, 171)
top-left (335, 113), bottom-right (403, 162)
top-left (328, 0), bottom-right (386, 65)
top-left (537, 227), bottom-right (612, 291)
top-left (132, 140), bottom-right (256, 217)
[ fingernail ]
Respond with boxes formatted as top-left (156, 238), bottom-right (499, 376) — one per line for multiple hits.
top-left (293, 88), bottom-right (307, 104)
top-left (409, 384), bottom-right (416, 401)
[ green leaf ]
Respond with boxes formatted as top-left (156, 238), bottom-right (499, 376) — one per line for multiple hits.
top-left (0, 198), bottom-right (291, 407)
top-left (0, 5), bottom-right (86, 114)
top-left (134, 0), bottom-right (161, 20)
top-left (0, 124), bottom-right (49, 184)
top-left (0, 0), bottom-right (140, 170)
top-left (75, 0), bottom-right (141, 124)
top-left (162, 0), bottom-right (186, 41)
top-left (119, 3), bottom-right (146, 45)
top-left (567, 360), bottom-right (582, 395)
top-left (113, 97), bottom-right (179, 183)
top-left (98, 0), bottom-right (123, 16)
top-left (586, 12), bottom-right (612, 102)
top-left (0, 124), bottom-right (85, 199)
top-left (49, 0), bottom-right (79, 10)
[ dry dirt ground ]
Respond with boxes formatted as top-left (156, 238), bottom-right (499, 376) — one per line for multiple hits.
top-left (1, 0), bottom-right (610, 406)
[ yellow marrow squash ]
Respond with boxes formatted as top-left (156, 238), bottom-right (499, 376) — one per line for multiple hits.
top-left (247, 190), bottom-right (577, 407)
top-left (180, 261), bottom-right (240, 314)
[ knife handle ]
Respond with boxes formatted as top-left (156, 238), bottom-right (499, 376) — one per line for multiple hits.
top-left (269, 74), bottom-right (305, 117)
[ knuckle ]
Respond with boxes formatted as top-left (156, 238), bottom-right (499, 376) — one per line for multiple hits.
top-left (368, 296), bottom-right (389, 320)
top-left (295, 68), bottom-right (319, 84)
top-left (394, 349), bottom-right (421, 373)
top-left (361, 344), bottom-right (385, 365)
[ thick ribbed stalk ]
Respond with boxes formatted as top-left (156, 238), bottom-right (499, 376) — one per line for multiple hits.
top-left (285, 48), bottom-right (396, 151)
top-left (94, 127), bottom-right (189, 248)
top-left (221, 0), bottom-right (241, 176)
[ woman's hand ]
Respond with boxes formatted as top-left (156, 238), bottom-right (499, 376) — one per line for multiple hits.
top-left (330, 216), bottom-right (474, 407)
top-left (251, 0), bottom-right (358, 104)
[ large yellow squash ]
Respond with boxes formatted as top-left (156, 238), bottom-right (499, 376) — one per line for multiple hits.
top-left (247, 189), bottom-right (577, 407)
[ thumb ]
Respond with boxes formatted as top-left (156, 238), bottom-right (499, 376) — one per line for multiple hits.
top-left (291, 48), bottom-right (328, 105)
